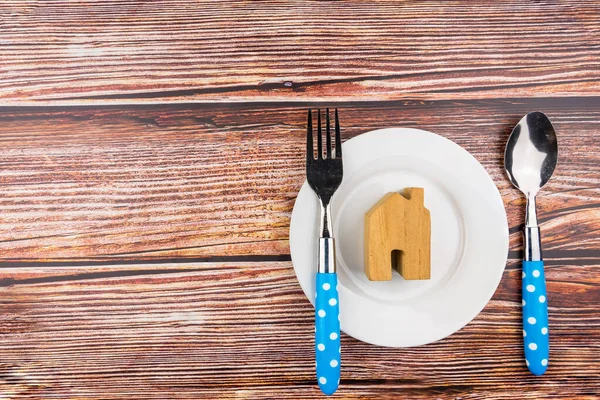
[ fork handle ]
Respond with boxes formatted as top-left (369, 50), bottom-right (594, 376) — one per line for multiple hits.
top-left (522, 260), bottom-right (549, 375)
top-left (315, 272), bottom-right (340, 396)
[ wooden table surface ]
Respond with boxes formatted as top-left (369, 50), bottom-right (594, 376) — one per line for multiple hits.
top-left (1, 1), bottom-right (599, 399)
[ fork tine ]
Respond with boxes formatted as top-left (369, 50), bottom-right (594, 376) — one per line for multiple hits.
top-left (326, 108), bottom-right (332, 159)
top-left (335, 108), bottom-right (342, 158)
top-left (317, 109), bottom-right (323, 159)
top-left (307, 109), bottom-right (313, 163)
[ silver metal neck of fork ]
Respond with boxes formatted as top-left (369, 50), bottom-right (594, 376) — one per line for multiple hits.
top-left (318, 237), bottom-right (336, 273)
top-left (318, 201), bottom-right (336, 273)
top-left (319, 201), bottom-right (333, 238)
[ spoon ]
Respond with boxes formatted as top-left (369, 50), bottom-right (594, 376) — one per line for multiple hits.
top-left (504, 111), bottom-right (558, 375)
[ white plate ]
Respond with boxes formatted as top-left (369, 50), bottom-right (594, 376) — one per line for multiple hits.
top-left (290, 128), bottom-right (508, 347)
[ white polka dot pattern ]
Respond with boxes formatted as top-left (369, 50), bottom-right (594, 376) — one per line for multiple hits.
top-left (315, 273), bottom-right (340, 395)
top-left (522, 260), bottom-right (549, 376)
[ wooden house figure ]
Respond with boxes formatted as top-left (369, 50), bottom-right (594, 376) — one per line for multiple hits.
top-left (364, 188), bottom-right (431, 281)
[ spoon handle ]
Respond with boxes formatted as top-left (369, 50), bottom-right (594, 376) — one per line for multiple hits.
top-left (522, 260), bottom-right (549, 375)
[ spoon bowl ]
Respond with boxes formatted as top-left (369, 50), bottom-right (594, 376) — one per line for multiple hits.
top-left (504, 111), bottom-right (558, 196)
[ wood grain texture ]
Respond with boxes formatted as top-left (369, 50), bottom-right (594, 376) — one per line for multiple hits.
top-left (2, 3), bottom-right (600, 397)
top-left (0, 98), bottom-right (598, 263)
top-left (1, 0), bottom-right (600, 104)
top-left (1, 261), bottom-right (599, 399)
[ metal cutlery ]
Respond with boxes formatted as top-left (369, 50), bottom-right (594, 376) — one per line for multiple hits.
top-left (504, 111), bottom-right (558, 375)
top-left (306, 108), bottom-right (343, 395)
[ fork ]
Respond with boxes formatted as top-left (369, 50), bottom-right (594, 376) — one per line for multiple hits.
top-left (306, 108), bottom-right (343, 396)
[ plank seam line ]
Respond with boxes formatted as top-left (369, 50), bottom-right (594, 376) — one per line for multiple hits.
top-left (2, 96), bottom-right (600, 110)
top-left (0, 254), bottom-right (293, 269)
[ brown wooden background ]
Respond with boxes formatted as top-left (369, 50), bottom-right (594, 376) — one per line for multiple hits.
top-left (1, 1), bottom-right (599, 399)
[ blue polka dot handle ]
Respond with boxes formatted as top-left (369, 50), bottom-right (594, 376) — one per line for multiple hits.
top-left (522, 260), bottom-right (549, 375)
top-left (315, 273), bottom-right (340, 396)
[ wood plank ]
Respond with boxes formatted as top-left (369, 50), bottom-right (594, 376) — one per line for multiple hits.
top-left (0, 98), bottom-right (598, 262)
top-left (1, 0), bottom-right (600, 104)
top-left (1, 261), bottom-right (598, 399)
